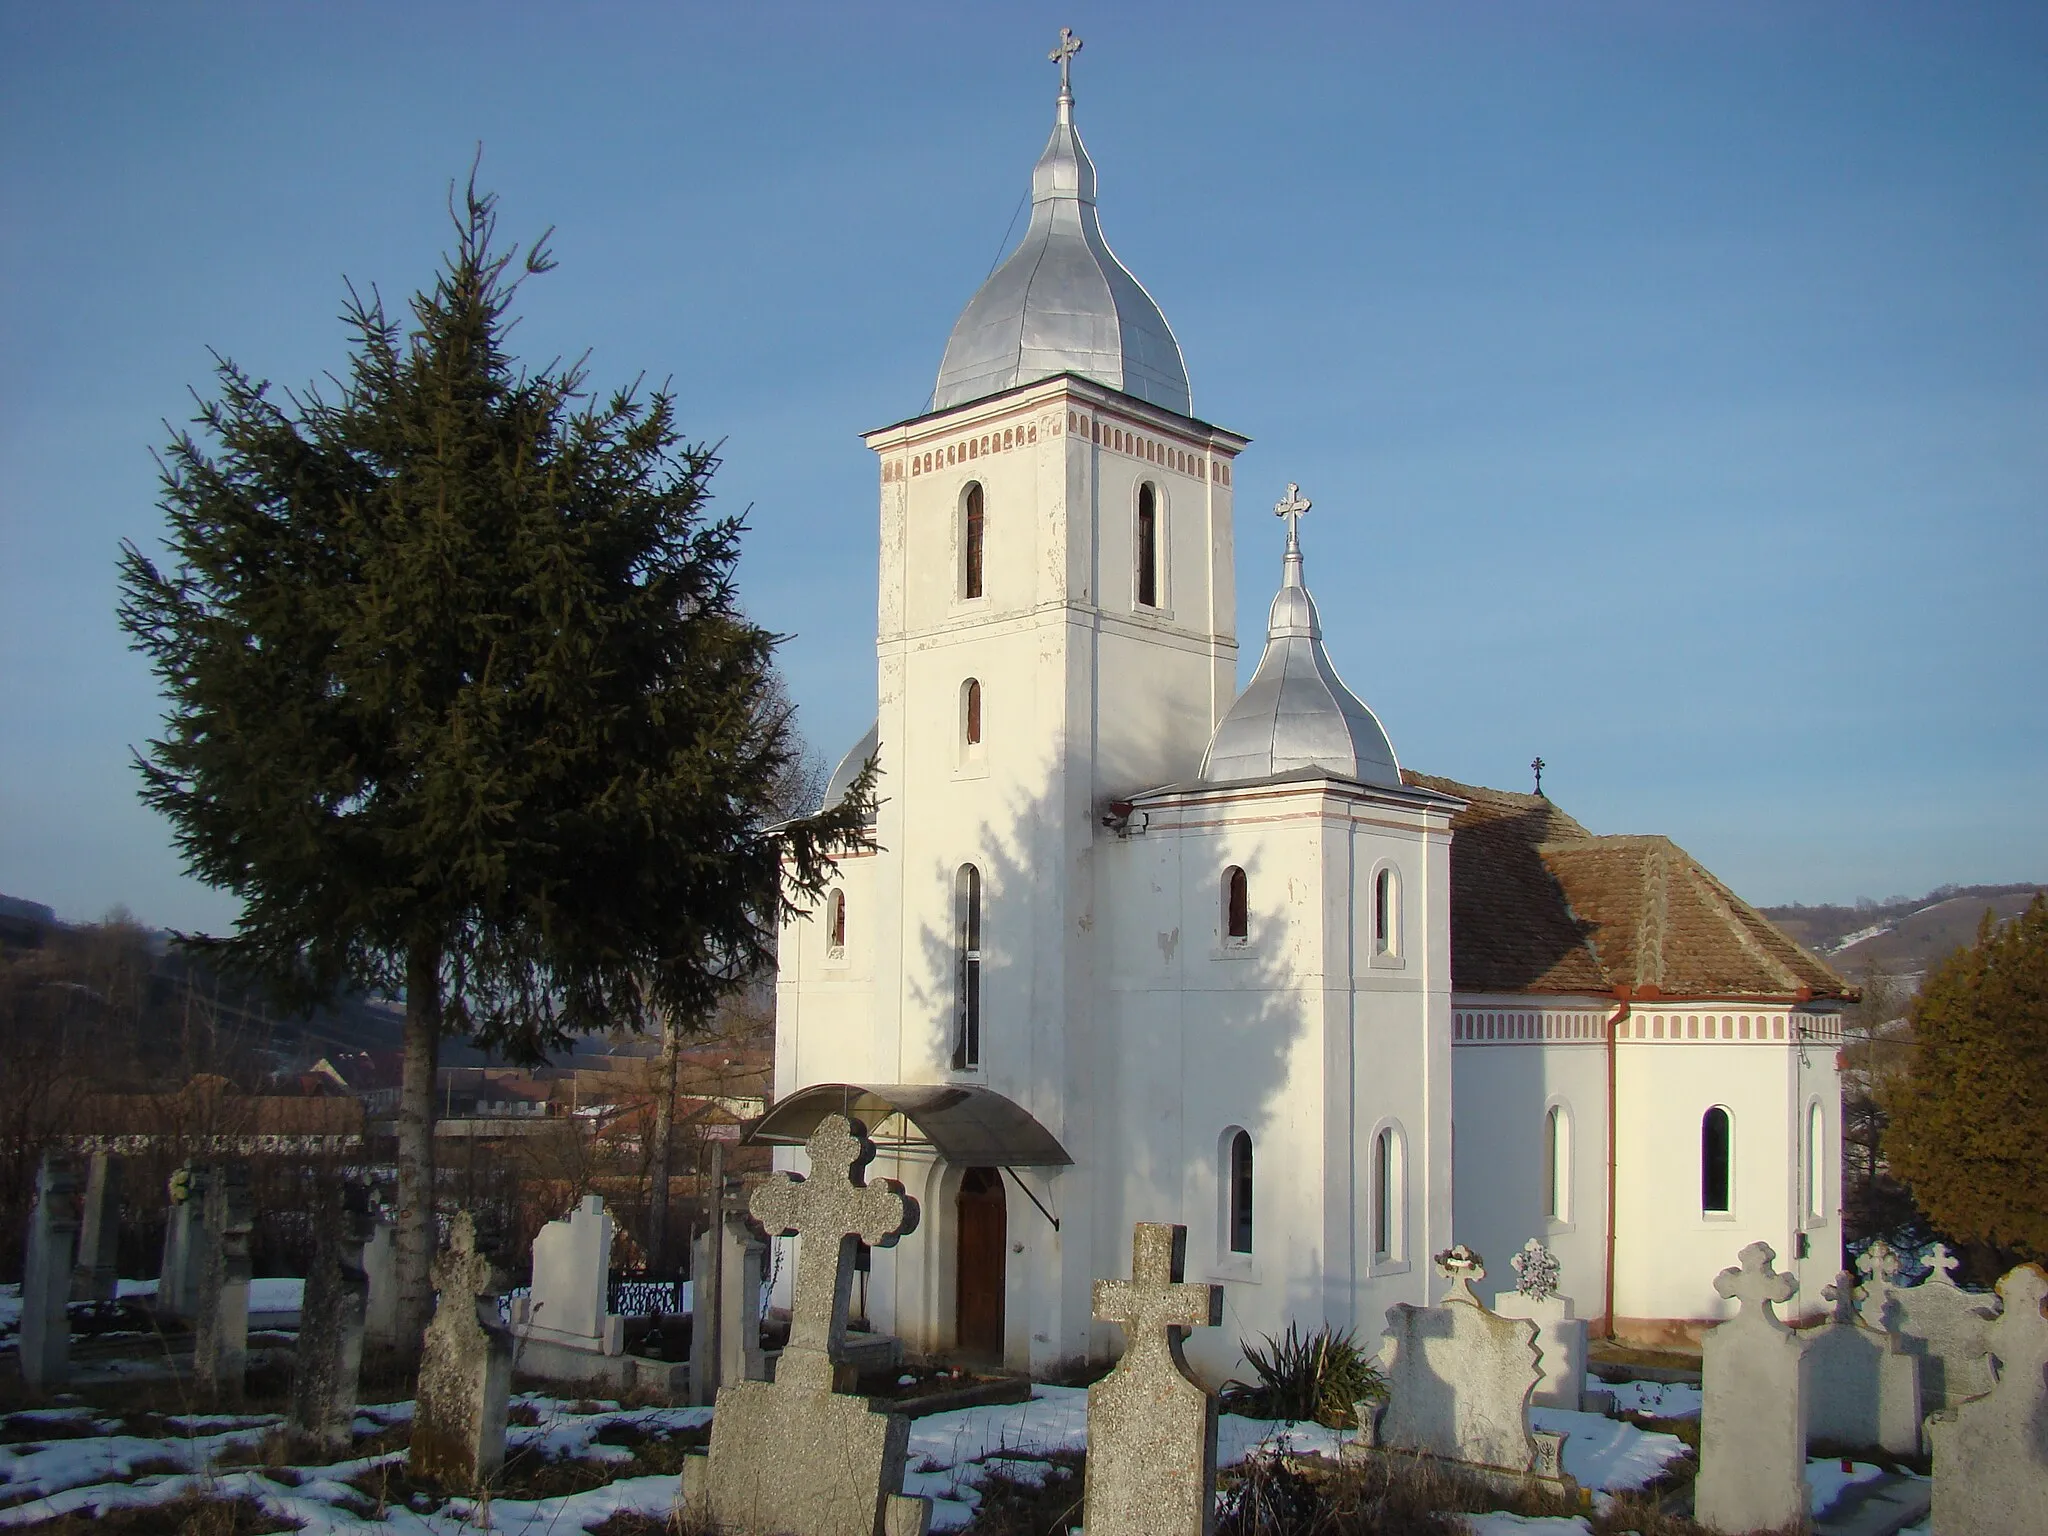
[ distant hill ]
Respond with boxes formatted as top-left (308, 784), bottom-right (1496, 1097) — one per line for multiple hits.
top-left (1760, 883), bottom-right (2045, 987)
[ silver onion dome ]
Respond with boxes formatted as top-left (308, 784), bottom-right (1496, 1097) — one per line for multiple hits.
top-left (1201, 489), bottom-right (1402, 787)
top-left (932, 75), bottom-right (1191, 416)
top-left (819, 720), bottom-right (881, 817)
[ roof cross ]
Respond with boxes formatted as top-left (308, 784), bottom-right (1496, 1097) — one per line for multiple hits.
top-left (1049, 27), bottom-right (1083, 98)
top-left (1531, 756), bottom-right (1546, 795)
top-left (750, 1113), bottom-right (917, 1393)
top-left (1274, 482), bottom-right (1311, 547)
top-left (1093, 1223), bottom-right (1220, 1370)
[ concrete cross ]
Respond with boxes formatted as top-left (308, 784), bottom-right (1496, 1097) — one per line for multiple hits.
top-left (1926, 1243), bottom-right (1962, 1283)
top-left (1714, 1240), bottom-right (1797, 1325)
top-left (1049, 27), bottom-right (1083, 97)
top-left (1821, 1269), bottom-right (1860, 1325)
top-left (750, 1113), bottom-right (917, 1393)
top-left (1092, 1222), bottom-right (1220, 1369)
top-left (1434, 1242), bottom-right (1487, 1304)
top-left (433, 1211), bottom-right (494, 1306)
top-left (1856, 1239), bottom-right (1902, 1287)
top-left (1274, 481), bottom-right (1312, 546)
top-left (1984, 1263), bottom-right (2048, 1384)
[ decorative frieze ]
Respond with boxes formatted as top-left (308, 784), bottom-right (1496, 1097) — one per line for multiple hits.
top-left (882, 404), bottom-right (1236, 487)
top-left (1450, 1007), bottom-right (1844, 1046)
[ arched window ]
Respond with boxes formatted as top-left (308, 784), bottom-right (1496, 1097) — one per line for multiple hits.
top-left (953, 865), bottom-right (982, 1070)
top-left (1228, 1130), bottom-right (1254, 1254)
top-left (1806, 1100), bottom-right (1825, 1221)
top-left (961, 678), bottom-right (983, 752)
top-left (1373, 866), bottom-right (1399, 956)
top-left (1223, 866), bottom-right (1248, 944)
top-left (1372, 1124), bottom-right (1405, 1263)
top-left (826, 890), bottom-right (846, 957)
top-left (1136, 483), bottom-right (1160, 608)
top-left (1702, 1106), bottom-right (1733, 1214)
top-left (962, 483), bottom-right (985, 600)
top-left (1545, 1104), bottom-right (1571, 1222)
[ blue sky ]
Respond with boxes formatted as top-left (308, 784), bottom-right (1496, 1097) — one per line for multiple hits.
top-left (3, 2), bottom-right (2043, 933)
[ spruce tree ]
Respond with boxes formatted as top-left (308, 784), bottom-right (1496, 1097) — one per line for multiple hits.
top-left (118, 179), bottom-right (871, 1348)
top-left (1883, 896), bottom-right (2048, 1261)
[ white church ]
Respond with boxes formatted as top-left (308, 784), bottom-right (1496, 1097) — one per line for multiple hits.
top-left (753, 42), bottom-right (1851, 1382)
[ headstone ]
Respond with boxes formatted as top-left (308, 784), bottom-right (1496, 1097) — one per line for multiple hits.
top-left (691, 1212), bottom-right (768, 1405)
top-left (363, 1217), bottom-right (399, 1347)
top-left (70, 1151), bottom-right (122, 1304)
top-left (1925, 1263), bottom-right (2048, 1536)
top-left (1860, 1241), bottom-right (2000, 1412)
top-left (1804, 1269), bottom-right (1921, 1455)
top-left (20, 1153), bottom-right (82, 1391)
top-left (410, 1211), bottom-right (513, 1489)
top-left (289, 1182), bottom-right (375, 1451)
top-left (1354, 1245), bottom-right (1565, 1483)
top-left (510, 1193), bottom-right (626, 1356)
top-left (1493, 1238), bottom-right (1589, 1412)
top-left (1694, 1241), bottom-right (1810, 1535)
top-left (191, 1161), bottom-right (254, 1402)
top-left (1084, 1222), bottom-right (1223, 1536)
top-left (683, 1114), bottom-right (929, 1536)
top-left (158, 1162), bottom-right (213, 1320)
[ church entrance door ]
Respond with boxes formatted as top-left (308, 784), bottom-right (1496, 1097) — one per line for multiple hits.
top-left (955, 1166), bottom-right (1006, 1361)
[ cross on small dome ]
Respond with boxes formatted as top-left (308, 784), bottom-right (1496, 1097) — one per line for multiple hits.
top-left (1049, 27), bottom-right (1082, 98)
top-left (1274, 482), bottom-right (1311, 547)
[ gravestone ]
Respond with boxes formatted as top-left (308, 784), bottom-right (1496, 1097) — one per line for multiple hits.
top-left (363, 1217), bottom-right (399, 1347)
top-left (158, 1162), bottom-right (213, 1320)
top-left (191, 1161), bottom-right (254, 1401)
top-left (681, 1113), bottom-right (929, 1536)
top-left (70, 1151), bottom-right (122, 1304)
top-left (1353, 1245), bottom-right (1566, 1485)
top-left (289, 1182), bottom-right (375, 1451)
top-left (1804, 1269), bottom-right (1921, 1455)
top-left (410, 1211), bottom-right (513, 1489)
top-left (1694, 1242), bottom-right (1810, 1535)
top-left (20, 1152), bottom-right (82, 1391)
top-left (1084, 1222), bottom-right (1223, 1536)
top-left (1925, 1263), bottom-right (2048, 1536)
top-left (1493, 1238), bottom-right (1589, 1412)
top-left (690, 1212), bottom-right (768, 1405)
top-left (1860, 1241), bottom-right (1999, 1413)
top-left (509, 1193), bottom-right (627, 1382)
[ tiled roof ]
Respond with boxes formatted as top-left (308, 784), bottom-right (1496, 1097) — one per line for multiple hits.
top-left (1404, 772), bottom-right (1850, 1002)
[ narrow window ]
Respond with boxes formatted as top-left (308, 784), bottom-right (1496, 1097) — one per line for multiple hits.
top-left (1545, 1105), bottom-right (1571, 1221)
top-left (1373, 867), bottom-right (1398, 956)
top-left (962, 678), bottom-right (982, 750)
top-left (953, 865), bottom-right (982, 1070)
top-left (1372, 1127), bottom-right (1399, 1261)
top-left (1702, 1106), bottom-right (1732, 1214)
top-left (1224, 866), bottom-right (1248, 944)
top-left (963, 482), bottom-right (985, 600)
top-left (826, 890), bottom-right (846, 956)
top-left (1806, 1101), bottom-right (1825, 1221)
top-left (1228, 1130), bottom-right (1254, 1253)
top-left (1136, 483), bottom-right (1159, 608)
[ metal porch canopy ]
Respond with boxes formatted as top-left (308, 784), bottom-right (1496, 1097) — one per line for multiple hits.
top-left (743, 1083), bottom-right (1072, 1169)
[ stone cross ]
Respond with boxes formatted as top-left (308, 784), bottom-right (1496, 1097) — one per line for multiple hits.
top-left (289, 1182), bottom-right (374, 1451)
top-left (71, 1151), bottom-right (121, 1304)
top-left (750, 1113), bottom-right (917, 1394)
top-left (1822, 1269), bottom-right (1859, 1325)
top-left (1086, 1223), bottom-right (1222, 1536)
top-left (410, 1211), bottom-right (512, 1490)
top-left (20, 1152), bottom-right (82, 1391)
top-left (1049, 26), bottom-right (1082, 96)
top-left (1274, 481), bottom-right (1312, 546)
top-left (1435, 1242), bottom-right (1487, 1305)
top-left (1926, 1263), bottom-right (2048, 1536)
top-left (159, 1162), bottom-right (213, 1320)
top-left (192, 1161), bottom-right (254, 1402)
top-left (1927, 1242), bottom-right (1961, 1281)
top-left (1695, 1242), bottom-right (1808, 1534)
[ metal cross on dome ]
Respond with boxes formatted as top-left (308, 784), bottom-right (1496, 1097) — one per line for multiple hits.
top-left (1049, 27), bottom-right (1083, 96)
top-left (1275, 482), bottom-right (1311, 545)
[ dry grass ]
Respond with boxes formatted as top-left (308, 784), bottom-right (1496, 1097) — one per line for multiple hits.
top-left (7, 1494), bottom-right (300, 1535)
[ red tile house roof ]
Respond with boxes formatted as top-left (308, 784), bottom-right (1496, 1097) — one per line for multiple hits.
top-left (1405, 773), bottom-right (1851, 1002)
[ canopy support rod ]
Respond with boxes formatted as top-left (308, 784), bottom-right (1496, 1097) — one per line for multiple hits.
top-left (1001, 1166), bottom-right (1059, 1232)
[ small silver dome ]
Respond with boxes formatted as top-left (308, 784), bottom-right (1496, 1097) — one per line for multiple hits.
top-left (933, 90), bottom-right (1190, 416)
top-left (819, 720), bottom-right (881, 818)
top-left (1201, 502), bottom-right (1401, 788)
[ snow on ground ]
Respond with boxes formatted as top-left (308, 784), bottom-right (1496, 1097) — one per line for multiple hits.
top-left (1600, 1376), bottom-right (1702, 1419)
top-left (1463, 1516), bottom-right (1592, 1535)
top-left (1807, 1458), bottom-right (1887, 1517)
top-left (249, 1278), bottom-right (305, 1314)
top-left (1532, 1407), bottom-right (1690, 1492)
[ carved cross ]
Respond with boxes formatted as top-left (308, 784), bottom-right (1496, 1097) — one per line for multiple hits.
top-left (1714, 1240), bottom-right (1797, 1328)
top-left (1049, 27), bottom-right (1083, 96)
top-left (1821, 1269), bottom-right (1860, 1326)
top-left (1274, 481), bottom-right (1312, 545)
top-left (750, 1113), bottom-right (917, 1393)
top-left (1856, 1239), bottom-right (1901, 1287)
top-left (432, 1210), bottom-right (495, 1306)
top-left (1434, 1242), bottom-right (1487, 1305)
top-left (1093, 1223), bottom-right (1220, 1371)
top-left (1926, 1243), bottom-right (1962, 1284)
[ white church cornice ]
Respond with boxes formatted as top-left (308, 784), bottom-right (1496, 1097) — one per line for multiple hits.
top-left (865, 372), bottom-right (1248, 460)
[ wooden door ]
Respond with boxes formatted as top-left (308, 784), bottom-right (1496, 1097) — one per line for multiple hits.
top-left (955, 1166), bottom-right (1006, 1361)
